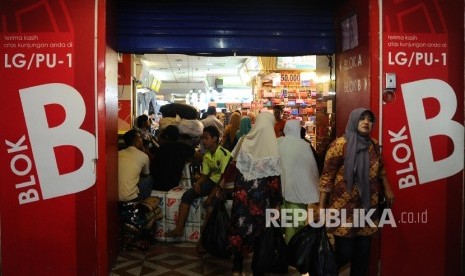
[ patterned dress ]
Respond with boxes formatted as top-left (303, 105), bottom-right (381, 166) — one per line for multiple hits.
top-left (319, 136), bottom-right (385, 237)
top-left (228, 173), bottom-right (283, 254)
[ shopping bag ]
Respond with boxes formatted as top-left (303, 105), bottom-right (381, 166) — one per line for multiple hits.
top-left (287, 224), bottom-right (319, 274)
top-left (251, 226), bottom-right (288, 274)
top-left (313, 227), bottom-right (338, 276)
top-left (287, 225), bottom-right (337, 276)
top-left (201, 200), bottom-right (231, 259)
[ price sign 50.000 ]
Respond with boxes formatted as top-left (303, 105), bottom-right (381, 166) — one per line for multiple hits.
top-left (280, 72), bottom-right (301, 86)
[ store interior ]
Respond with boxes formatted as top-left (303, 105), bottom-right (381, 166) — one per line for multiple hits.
top-left (114, 53), bottom-right (341, 275)
top-left (121, 54), bottom-right (337, 155)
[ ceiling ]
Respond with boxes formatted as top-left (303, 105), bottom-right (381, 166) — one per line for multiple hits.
top-left (137, 54), bottom-right (335, 100)
top-left (141, 54), bottom-right (250, 84)
top-left (137, 54), bottom-right (256, 99)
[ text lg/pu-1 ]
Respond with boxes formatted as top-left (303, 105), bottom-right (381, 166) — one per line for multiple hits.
top-left (4, 53), bottom-right (72, 70)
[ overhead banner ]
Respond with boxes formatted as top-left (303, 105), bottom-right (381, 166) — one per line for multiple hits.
top-left (380, 1), bottom-right (463, 275)
top-left (0, 1), bottom-right (97, 275)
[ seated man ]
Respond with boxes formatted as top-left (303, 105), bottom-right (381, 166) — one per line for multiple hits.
top-left (118, 129), bottom-right (153, 202)
top-left (167, 125), bottom-right (231, 237)
top-left (151, 125), bottom-right (203, 191)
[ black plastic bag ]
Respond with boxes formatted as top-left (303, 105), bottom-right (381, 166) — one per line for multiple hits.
top-left (252, 226), bottom-right (288, 274)
top-left (287, 225), bottom-right (320, 274)
top-left (287, 225), bottom-right (337, 276)
top-left (313, 227), bottom-right (338, 276)
top-left (201, 200), bottom-right (231, 259)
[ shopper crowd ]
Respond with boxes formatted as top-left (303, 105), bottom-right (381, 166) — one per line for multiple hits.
top-left (117, 104), bottom-right (395, 276)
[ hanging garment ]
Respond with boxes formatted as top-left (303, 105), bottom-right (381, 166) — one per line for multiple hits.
top-left (137, 90), bottom-right (157, 116)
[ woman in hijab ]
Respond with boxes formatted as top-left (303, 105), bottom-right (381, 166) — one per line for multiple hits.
top-left (228, 112), bottom-right (282, 275)
top-left (235, 116), bottom-right (252, 140)
top-left (278, 119), bottom-right (320, 243)
top-left (319, 108), bottom-right (395, 276)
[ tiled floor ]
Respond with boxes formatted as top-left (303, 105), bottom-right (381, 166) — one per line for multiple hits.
top-left (110, 241), bottom-right (297, 276)
top-left (110, 241), bottom-right (350, 276)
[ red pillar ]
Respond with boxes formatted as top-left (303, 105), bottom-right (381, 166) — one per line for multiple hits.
top-left (335, 0), bottom-right (463, 275)
top-left (0, 0), bottom-right (118, 274)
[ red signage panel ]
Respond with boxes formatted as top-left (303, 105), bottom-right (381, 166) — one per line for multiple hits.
top-left (0, 1), bottom-right (98, 275)
top-left (380, 1), bottom-right (463, 275)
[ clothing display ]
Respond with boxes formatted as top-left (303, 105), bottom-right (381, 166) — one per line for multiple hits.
top-left (137, 90), bottom-right (157, 116)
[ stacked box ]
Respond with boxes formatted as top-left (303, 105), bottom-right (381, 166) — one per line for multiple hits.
top-left (165, 187), bottom-right (187, 222)
top-left (154, 220), bottom-right (166, 242)
top-left (151, 187), bottom-right (213, 243)
top-left (184, 222), bottom-right (202, 243)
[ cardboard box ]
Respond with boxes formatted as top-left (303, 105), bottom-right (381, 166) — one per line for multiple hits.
top-left (184, 222), bottom-right (202, 243)
top-left (154, 220), bottom-right (166, 242)
top-left (165, 187), bottom-right (187, 221)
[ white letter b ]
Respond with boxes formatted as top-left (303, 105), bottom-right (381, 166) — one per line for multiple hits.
top-left (20, 83), bottom-right (96, 199)
top-left (402, 79), bottom-right (464, 184)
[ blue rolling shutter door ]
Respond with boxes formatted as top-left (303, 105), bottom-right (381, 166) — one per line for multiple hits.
top-left (116, 1), bottom-right (335, 55)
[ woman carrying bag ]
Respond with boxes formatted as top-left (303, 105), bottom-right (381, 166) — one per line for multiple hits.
top-left (227, 112), bottom-right (283, 276)
top-left (318, 108), bottom-right (395, 276)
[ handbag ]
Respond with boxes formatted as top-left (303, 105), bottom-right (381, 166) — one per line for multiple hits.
top-left (220, 137), bottom-right (244, 190)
